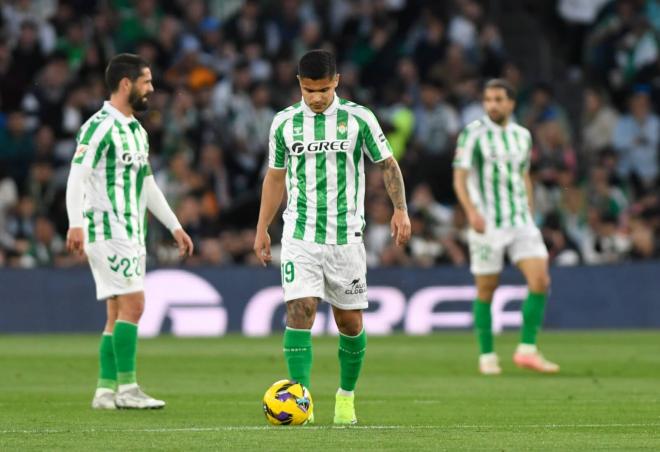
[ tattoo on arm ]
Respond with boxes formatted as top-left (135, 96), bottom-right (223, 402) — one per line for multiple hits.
top-left (377, 157), bottom-right (407, 211)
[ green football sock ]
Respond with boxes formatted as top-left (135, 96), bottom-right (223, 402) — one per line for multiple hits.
top-left (97, 332), bottom-right (117, 390)
top-left (338, 329), bottom-right (367, 392)
top-left (113, 320), bottom-right (138, 385)
top-left (521, 292), bottom-right (547, 345)
top-left (283, 327), bottom-right (313, 388)
top-left (473, 299), bottom-right (494, 354)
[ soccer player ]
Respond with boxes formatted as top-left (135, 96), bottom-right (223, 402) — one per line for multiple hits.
top-left (453, 79), bottom-right (559, 375)
top-left (253, 50), bottom-right (411, 424)
top-left (66, 54), bottom-right (193, 409)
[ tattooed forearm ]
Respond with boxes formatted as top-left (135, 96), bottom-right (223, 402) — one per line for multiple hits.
top-left (377, 157), bottom-right (407, 211)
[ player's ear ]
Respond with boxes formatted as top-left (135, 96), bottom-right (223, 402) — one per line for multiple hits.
top-left (333, 74), bottom-right (340, 87)
top-left (120, 77), bottom-right (131, 92)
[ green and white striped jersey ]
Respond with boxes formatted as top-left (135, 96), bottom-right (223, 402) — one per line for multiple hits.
top-left (453, 116), bottom-right (533, 229)
top-left (71, 101), bottom-right (152, 245)
top-left (269, 96), bottom-right (393, 245)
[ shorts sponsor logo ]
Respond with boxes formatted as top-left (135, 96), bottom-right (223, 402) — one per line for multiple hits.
top-left (345, 278), bottom-right (366, 295)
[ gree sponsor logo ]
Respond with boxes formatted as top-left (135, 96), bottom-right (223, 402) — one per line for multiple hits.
top-left (120, 152), bottom-right (148, 165)
top-left (290, 140), bottom-right (350, 155)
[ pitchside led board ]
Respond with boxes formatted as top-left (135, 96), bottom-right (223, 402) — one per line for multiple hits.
top-left (0, 263), bottom-right (659, 334)
top-left (140, 269), bottom-right (526, 337)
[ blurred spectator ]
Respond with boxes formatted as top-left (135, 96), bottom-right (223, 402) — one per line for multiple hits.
top-left (378, 80), bottom-right (415, 161)
top-left (448, 0), bottom-right (482, 56)
top-left (453, 74), bottom-right (484, 126)
top-left (115, 0), bottom-right (163, 52)
top-left (18, 215), bottom-right (65, 267)
top-left (0, 110), bottom-right (35, 185)
top-left (25, 159), bottom-right (57, 216)
top-left (519, 82), bottom-right (572, 141)
top-left (580, 210), bottom-right (631, 264)
top-left (414, 79), bottom-right (459, 156)
top-left (581, 87), bottom-right (619, 168)
top-left (410, 11), bottom-right (448, 80)
top-left (532, 120), bottom-right (578, 184)
top-left (541, 212), bottom-right (581, 266)
top-left (556, 0), bottom-right (610, 69)
top-left (21, 53), bottom-right (71, 135)
top-left (223, 0), bottom-right (267, 53)
top-left (612, 87), bottom-right (659, 193)
top-left (587, 165), bottom-right (629, 220)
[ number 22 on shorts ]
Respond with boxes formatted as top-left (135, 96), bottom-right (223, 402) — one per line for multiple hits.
top-left (281, 261), bottom-right (295, 283)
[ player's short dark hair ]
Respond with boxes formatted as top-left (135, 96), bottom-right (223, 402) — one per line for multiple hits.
top-left (105, 53), bottom-right (150, 93)
top-left (484, 78), bottom-right (516, 100)
top-left (298, 49), bottom-right (336, 80)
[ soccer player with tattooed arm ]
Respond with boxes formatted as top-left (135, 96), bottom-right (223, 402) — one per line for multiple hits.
top-left (66, 54), bottom-right (193, 409)
top-left (254, 50), bottom-right (411, 424)
top-left (453, 79), bottom-right (559, 376)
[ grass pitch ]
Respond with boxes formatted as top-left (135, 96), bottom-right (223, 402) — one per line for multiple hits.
top-left (0, 332), bottom-right (659, 451)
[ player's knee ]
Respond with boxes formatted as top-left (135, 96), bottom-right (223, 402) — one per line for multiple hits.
top-left (336, 317), bottom-right (363, 336)
top-left (117, 293), bottom-right (145, 323)
top-left (286, 298), bottom-right (317, 329)
top-left (528, 273), bottom-right (550, 293)
top-left (476, 283), bottom-right (498, 302)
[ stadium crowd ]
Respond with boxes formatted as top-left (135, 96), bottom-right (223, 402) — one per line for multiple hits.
top-left (0, 0), bottom-right (658, 269)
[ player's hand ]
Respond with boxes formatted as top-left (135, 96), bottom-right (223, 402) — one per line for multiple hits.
top-left (467, 209), bottom-right (486, 233)
top-left (253, 228), bottom-right (271, 267)
top-left (390, 208), bottom-right (411, 247)
top-left (66, 227), bottom-right (85, 255)
top-left (173, 228), bottom-right (194, 257)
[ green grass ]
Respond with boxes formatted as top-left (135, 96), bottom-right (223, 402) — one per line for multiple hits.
top-left (1, 332), bottom-right (659, 451)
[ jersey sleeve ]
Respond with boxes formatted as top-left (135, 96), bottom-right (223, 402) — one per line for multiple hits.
top-left (357, 109), bottom-right (393, 163)
top-left (268, 116), bottom-right (288, 169)
top-left (452, 127), bottom-right (479, 169)
top-left (72, 118), bottom-right (112, 169)
top-left (520, 129), bottom-right (532, 172)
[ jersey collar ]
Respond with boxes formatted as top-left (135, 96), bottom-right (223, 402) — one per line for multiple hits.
top-left (301, 95), bottom-right (339, 117)
top-left (103, 101), bottom-right (136, 126)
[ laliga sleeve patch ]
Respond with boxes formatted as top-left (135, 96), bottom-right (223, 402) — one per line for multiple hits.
top-left (74, 145), bottom-right (88, 158)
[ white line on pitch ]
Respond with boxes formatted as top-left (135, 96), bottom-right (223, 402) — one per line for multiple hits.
top-left (2, 423), bottom-right (660, 434)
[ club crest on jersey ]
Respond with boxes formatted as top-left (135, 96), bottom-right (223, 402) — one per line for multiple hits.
top-left (291, 140), bottom-right (350, 155)
top-left (293, 126), bottom-right (303, 135)
top-left (337, 122), bottom-right (347, 135)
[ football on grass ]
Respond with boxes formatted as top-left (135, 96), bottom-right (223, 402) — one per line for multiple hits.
top-left (263, 380), bottom-right (313, 425)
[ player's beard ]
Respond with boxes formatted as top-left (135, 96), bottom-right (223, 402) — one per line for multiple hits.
top-left (488, 111), bottom-right (507, 125)
top-left (128, 87), bottom-right (149, 112)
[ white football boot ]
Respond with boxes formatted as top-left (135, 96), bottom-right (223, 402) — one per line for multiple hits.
top-left (91, 388), bottom-right (117, 410)
top-left (479, 352), bottom-right (502, 375)
top-left (115, 384), bottom-right (166, 409)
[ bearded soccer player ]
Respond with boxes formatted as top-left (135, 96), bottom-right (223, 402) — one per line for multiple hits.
top-left (453, 79), bottom-right (559, 375)
top-left (66, 54), bottom-right (193, 409)
top-left (254, 50), bottom-right (411, 424)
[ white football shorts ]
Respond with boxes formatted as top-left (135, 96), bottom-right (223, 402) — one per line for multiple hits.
top-left (468, 225), bottom-right (548, 275)
top-left (85, 239), bottom-right (146, 300)
top-left (280, 237), bottom-right (368, 310)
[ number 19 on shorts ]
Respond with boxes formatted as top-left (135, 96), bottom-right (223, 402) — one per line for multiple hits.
top-left (281, 261), bottom-right (295, 284)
